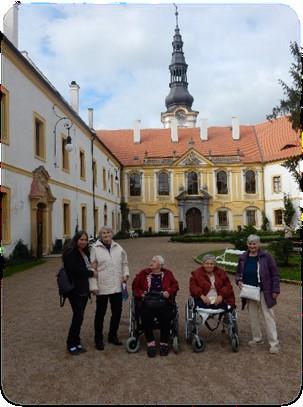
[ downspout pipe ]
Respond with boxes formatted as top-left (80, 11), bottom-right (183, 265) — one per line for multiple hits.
top-left (91, 131), bottom-right (97, 238)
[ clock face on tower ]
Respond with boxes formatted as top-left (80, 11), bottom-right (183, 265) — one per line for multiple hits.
top-left (175, 109), bottom-right (186, 124)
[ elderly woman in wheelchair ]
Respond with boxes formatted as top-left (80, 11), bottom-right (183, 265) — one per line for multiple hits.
top-left (185, 254), bottom-right (239, 352)
top-left (128, 255), bottom-right (179, 357)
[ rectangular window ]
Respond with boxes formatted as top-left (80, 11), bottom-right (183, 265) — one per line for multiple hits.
top-left (34, 114), bottom-right (45, 159)
top-left (160, 213), bottom-right (169, 229)
top-left (81, 205), bottom-right (87, 231)
top-left (112, 211), bottom-right (115, 230)
top-left (62, 136), bottom-right (70, 171)
top-left (94, 208), bottom-right (99, 234)
top-left (273, 176), bottom-right (281, 193)
top-left (246, 210), bottom-right (256, 226)
top-left (63, 201), bottom-right (71, 237)
top-left (103, 168), bottom-right (107, 191)
top-left (218, 210), bottom-right (228, 227)
top-left (1, 86), bottom-right (9, 144)
top-left (131, 214), bottom-right (141, 229)
top-left (274, 209), bottom-right (283, 225)
top-left (0, 186), bottom-right (11, 244)
top-left (110, 174), bottom-right (114, 194)
top-left (80, 149), bottom-right (86, 179)
top-left (92, 160), bottom-right (97, 186)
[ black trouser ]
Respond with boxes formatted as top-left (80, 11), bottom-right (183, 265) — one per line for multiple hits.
top-left (94, 292), bottom-right (122, 345)
top-left (140, 303), bottom-right (173, 343)
top-left (67, 292), bottom-right (88, 348)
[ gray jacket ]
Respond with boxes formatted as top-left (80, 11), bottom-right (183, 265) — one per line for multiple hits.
top-left (235, 250), bottom-right (280, 309)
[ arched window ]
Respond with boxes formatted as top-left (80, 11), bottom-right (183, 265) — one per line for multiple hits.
top-left (217, 171), bottom-right (228, 194)
top-left (246, 209), bottom-right (256, 226)
top-left (129, 173), bottom-right (141, 196)
top-left (187, 172), bottom-right (198, 195)
top-left (245, 170), bottom-right (256, 194)
top-left (158, 172), bottom-right (169, 195)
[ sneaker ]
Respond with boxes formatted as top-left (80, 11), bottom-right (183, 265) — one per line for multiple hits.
top-left (248, 339), bottom-right (264, 346)
top-left (159, 344), bottom-right (169, 357)
top-left (147, 345), bottom-right (156, 358)
top-left (269, 346), bottom-right (280, 354)
top-left (68, 346), bottom-right (80, 355)
top-left (77, 345), bottom-right (87, 353)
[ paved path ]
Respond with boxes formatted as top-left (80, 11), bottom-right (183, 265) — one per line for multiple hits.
top-left (2, 237), bottom-right (301, 405)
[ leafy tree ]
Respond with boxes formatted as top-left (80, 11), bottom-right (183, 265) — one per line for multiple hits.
top-left (283, 193), bottom-right (295, 227)
top-left (261, 211), bottom-right (270, 231)
top-left (267, 41), bottom-right (302, 184)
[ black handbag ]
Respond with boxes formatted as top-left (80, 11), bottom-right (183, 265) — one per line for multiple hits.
top-left (142, 291), bottom-right (167, 309)
top-left (57, 267), bottom-right (75, 306)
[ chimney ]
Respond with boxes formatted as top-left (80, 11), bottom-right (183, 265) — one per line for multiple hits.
top-left (69, 81), bottom-right (80, 113)
top-left (171, 117), bottom-right (178, 143)
top-left (232, 117), bottom-right (240, 140)
top-left (3, 3), bottom-right (19, 48)
top-left (133, 120), bottom-right (141, 143)
top-left (88, 108), bottom-right (94, 129)
top-left (200, 118), bottom-right (208, 141)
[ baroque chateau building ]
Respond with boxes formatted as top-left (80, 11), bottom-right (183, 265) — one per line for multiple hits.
top-left (1, 5), bottom-right (300, 256)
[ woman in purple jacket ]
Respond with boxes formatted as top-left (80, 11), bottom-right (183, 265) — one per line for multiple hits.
top-left (235, 234), bottom-right (280, 354)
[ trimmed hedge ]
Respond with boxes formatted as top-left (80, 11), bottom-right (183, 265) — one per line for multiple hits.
top-left (170, 235), bottom-right (284, 243)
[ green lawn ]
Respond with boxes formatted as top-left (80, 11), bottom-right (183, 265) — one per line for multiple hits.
top-left (4, 259), bottom-right (46, 277)
top-left (196, 249), bottom-right (301, 282)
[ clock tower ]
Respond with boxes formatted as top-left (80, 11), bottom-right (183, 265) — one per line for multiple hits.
top-left (161, 6), bottom-right (199, 128)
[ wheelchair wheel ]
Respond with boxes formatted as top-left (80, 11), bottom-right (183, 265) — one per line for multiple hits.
top-left (192, 336), bottom-right (205, 353)
top-left (172, 336), bottom-right (179, 353)
top-left (231, 334), bottom-right (239, 352)
top-left (126, 336), bottom-right (140, 353)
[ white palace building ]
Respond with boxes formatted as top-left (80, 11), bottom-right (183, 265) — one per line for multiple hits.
top-left (1, 4), bottom-right (301, 257)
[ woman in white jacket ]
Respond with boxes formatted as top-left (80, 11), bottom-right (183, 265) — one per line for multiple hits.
top-left (89, 226), bottom-right (129, 350)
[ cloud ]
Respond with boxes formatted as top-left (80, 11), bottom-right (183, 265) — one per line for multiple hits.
top-left (18, 3), bottom-right (299, 129)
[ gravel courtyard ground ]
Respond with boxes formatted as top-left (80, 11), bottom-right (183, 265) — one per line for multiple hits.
top-left (2, 237), bottom-right (301, 405)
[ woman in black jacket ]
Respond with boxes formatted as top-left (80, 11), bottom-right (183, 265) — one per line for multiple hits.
top-left (62, 231), bottom-right (95, 355)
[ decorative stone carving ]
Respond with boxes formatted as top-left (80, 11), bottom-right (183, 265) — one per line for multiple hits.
top-left (29, 166), bottom-right (56, 203)
top-left (180, 152), bottom-right (204, 166)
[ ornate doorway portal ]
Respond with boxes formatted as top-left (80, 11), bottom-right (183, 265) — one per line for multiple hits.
top-left (29, 166), bottom-right (56, 257)
top-left (186, 207), bottom-right (202, 234)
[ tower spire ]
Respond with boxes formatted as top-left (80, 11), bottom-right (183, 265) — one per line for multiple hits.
top-left (174, 3), bottom-right (179, 28)
top-left (164, 5), bottom-right (194, 112)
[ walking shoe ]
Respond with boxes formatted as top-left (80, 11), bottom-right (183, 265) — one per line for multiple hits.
top-left (159, 344), bottom-right (169, 357)
top-left (269, 346), bottom-right (280, 354)
top-left (77, 344), bottom-right (87, 353)
top-left (108, 336), bottom-right (122, 346)
top-left (248, 339), bottom-right (264, 346)
top-left (95, 341), bottom-right (105, 351)
top-left (68, 346), bottom-right (80, 355)
top-left (146, 346), bottom-right (156, 358)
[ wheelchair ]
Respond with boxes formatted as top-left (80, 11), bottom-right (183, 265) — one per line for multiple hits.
top-left (125, 292), bottom-right (179, 353)
top-left (185, 296), bottom-right (239, 352)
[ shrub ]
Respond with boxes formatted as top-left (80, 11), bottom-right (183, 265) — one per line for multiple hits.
top-left (268, 238), bottom-right (293, 266)
top-left (10, 240), bottom-right (31, 261)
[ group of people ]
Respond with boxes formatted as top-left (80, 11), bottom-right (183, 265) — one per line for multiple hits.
top-left (62, 227), bottom-right (280, 357)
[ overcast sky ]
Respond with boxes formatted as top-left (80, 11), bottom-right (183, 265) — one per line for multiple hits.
top-left (16, 3), bottom-right (300, 130)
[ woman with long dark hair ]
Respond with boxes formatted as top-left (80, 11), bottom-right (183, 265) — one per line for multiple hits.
top-left (62, 230), bottom-right (96, 355)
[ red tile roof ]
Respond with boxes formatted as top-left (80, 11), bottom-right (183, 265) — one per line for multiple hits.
top-left (96, 116), bottom-right (300, 166)
top-left (254, 116), bottom-right (300, 162)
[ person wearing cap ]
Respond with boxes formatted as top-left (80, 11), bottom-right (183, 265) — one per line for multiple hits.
top-left (190, 254), bottom-right (235, 309)
top-left (132, 255), bottom-right (179, 357)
